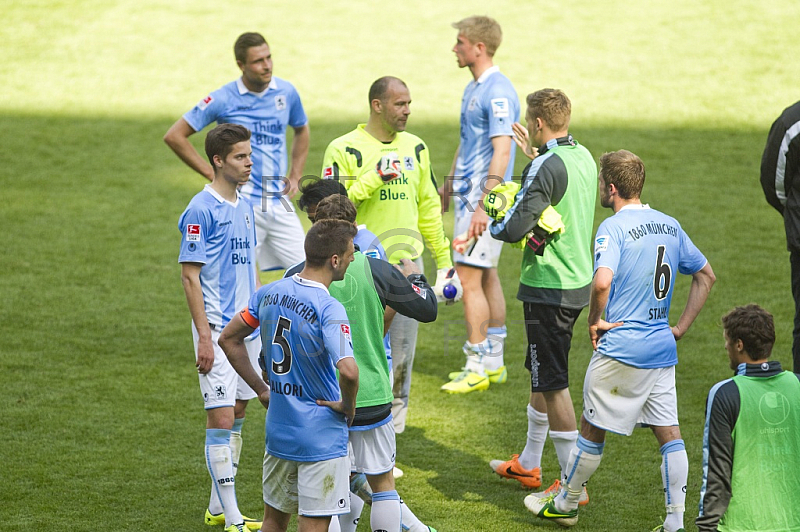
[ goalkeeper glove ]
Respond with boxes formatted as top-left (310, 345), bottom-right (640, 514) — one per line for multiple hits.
top-left (376, 152), bottom-right (403, 182)
top-left (483, 181), bottom-right (522, 221)
top-left (433, 267), bottom-right (463, 304)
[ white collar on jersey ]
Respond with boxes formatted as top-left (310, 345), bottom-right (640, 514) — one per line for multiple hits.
top-left (291, 273), bottom-right (330, 294)
top-left (619, 203), bottom-right (650, 211)
top-left (476, 65), bottom-right (500, 84)
top-left (236, 77), bottom-right (278, 97)
top-left (204, 183), bottom-right (241, 206)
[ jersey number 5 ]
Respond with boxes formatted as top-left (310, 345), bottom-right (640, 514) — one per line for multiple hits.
top-left (653, 245), bottom-right (672, 301)
top-left (271, 316), bottom-right (293, 375)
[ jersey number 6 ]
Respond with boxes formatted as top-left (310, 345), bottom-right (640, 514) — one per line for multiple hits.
top-left (653, 245), bottom-right (672, 301)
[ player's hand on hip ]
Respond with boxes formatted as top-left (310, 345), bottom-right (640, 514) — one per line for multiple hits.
top-left (671, 325), bottom-right (685, 341)
top-left (589, 319), bottom-right (623, 350)
top-left (468, 208), bottom-right (489, 239)
top-left (316, 399), bottom-right (356, 426)
top-left (195, 337), bottom-right (215, 374)
top-left (258, 388), bottom-right (270, 410)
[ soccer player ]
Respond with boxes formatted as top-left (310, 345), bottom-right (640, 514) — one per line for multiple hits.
top-left (177, 123), bottom-right (263, 532)
top-left (165, 31), bottom-right (309, 273)
top-left (287, 194), bottom-right (439, 532)
top-left (525, 150), bottom-right (716, 531)
top-left (219, 219), bottom-right (360, 532)
top-left (697, 304), bottom-right (800, 531)
top-left (440, 15), bottom-right (520, 393)
top-left (488, 89), bottom-right (596, 495)
top-left (760, 100), bottom-right (800, 372)
top-left (321, 76), bottom-right (454, 433)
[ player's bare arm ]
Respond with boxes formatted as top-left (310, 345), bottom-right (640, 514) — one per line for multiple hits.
top-left (671, 262), bottom-right (716, 340)
top-left (164, 118), bottom-right (214, 181)
top-left (219, 313), bottom-right (271, 409)
top-left (587, 266), bottom-right (623, 349)
top-left (180, 262), bottom-right (215, 373)
top-left (317, 357), bottom-right (359, 426)
top-left (285, 124), bottom-right (310, 198)
top-left (468, 136), bottom-right (511, 239)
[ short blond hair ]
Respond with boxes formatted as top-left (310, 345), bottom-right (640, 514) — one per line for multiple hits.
top-left (526, 89), bottom-right (571, 132)
top-left (452, 16), bottom-right (502, 56)
top-left (598, 150), bottom-right (645, 200)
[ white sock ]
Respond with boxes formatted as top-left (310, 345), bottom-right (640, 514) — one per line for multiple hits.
top-left (484, 326), bottom-right (507, 370)
top-left (661, 439), bottom-right (688, 532)
top-left (400, 498), bottom-right (427, 531)
top-left (336, 491), bottom-right (365, 532)
top-left (328, 513), bottom-right (342, 532)
top-left (372, 490), bottom-right (401, 532)
top-left (557, 436), bottom-right (603, 513)
top-left (518, 405), bottom-right (548, 470)
top-left (205, 429), bottom-right (242, 526)
top-left (549, 430), bottom-right (579, 479)
top-left (463, 341), bottom-right (486, 375)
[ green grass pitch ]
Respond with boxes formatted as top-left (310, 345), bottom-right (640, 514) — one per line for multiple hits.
top-left (3, 1), bottom-right (800, 530)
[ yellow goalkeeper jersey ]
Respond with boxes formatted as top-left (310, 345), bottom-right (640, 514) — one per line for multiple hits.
top-left (321, 124), bottom-right (452, 268)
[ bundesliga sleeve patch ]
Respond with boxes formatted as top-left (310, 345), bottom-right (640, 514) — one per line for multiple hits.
top-left (412, 284), bottom-right (426, 299)
top-left (197, 95), bottom-right (213, 111)
top-left (323, 166), bottom-right (335, 179)
top-left (491, 98), bottom-right (509, 118)
top-left (186, 224), bottom-right (201, 241)
top-left (340, 323), bottom-right (351, 341)
top-left (594, 235), bottom-right (609, 253)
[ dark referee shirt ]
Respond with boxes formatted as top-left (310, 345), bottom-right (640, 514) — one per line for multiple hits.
top-left (761, 101), bottom-right (800, 251)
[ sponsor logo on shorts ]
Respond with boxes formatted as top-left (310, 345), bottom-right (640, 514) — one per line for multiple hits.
top-left (198, 95), bottom-right (213, 110)
top-left (338, 498), bottom-right (347, 508)
top-left (186, 224), bottom-right (201, 241)
top-left (275, 95), bottom-right (286, 110)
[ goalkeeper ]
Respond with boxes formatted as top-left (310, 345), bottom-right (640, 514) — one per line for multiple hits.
top-left (487, 89), bottom-right (598, 498)
top-left (320, 76), bottom-right (459, 434)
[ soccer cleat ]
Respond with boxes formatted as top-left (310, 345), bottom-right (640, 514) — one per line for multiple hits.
top-left (205, 509), bottom-right (261, 530)
top-left (224, 525), bottom-right (247, 532)
top-left (426, 527), bottom-right (437, 532)
top-left (489, 454), bottom-right (542, 489)
top-left (485, 365), bottom-right (507, 384)
top-left (530, 479), bottom-right (589, 506)
top-left (447, 368), bottom-right (465, 380)
top-left (440, 369), bottom-right (489, 393)
top-left (524, 493), bottom-right (578, 527)
top-left (650, 526), bottom-right (685, 532)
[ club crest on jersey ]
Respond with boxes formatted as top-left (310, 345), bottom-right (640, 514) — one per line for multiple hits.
top-left (186, 224), bottom-right (201, 241)
top-left (594, 235), bottom-right (609, 252)
top-left (244, 213), bottom-right (251, 229)
top-left (411, 284), bottom-right (426, 299)
top-left (275, 95), bottom-right (286, 110)
top-left (491, 98), bottom-right (509, 118)
top-left (198, 95), bottom-right (214, 110)
top-left (468, 97), bottom-right (478, 111)
top-left (403, 156), bottom-right (415, 171)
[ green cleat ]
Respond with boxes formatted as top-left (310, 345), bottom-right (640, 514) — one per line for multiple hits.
top-left (485, 365), bottom-right (507, 383)
top-left (440, 369), bottom-right (489, 393)
top-left (524, 493), bottom-right (578, 527)
top-left (205, 509), bottom-right (261, 530)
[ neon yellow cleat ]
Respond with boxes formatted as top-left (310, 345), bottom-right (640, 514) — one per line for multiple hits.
top-left (440, 370), bottom-right (489, 393)
top-left (530, 478), bottom-right (589, 506)
top-left (485, 365), bottom-right (507, 383)
top-left (205, 509), bottom-right (262, 530)
top-left (524, 493), bottom-right (578, 527)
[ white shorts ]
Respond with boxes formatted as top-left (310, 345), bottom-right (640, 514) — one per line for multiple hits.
top-left (453, 210), bottom-right (503, 268)
top-left (192, 322), bottom-right (261, 408)
top-left (348, 421), bottom-right (396, 475)
top-left (253, 201), bottom-right (306, 271)
top-left (582, 352), bottom-right (678, 436)
top-left (262, 452), bottom-right (350, 517)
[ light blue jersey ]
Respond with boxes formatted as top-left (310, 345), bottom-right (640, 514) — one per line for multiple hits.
top-left (178, 185), bottom-right (256, 327)
top-left (593, 205), bottom-right (707, 368)
top-left (244, 274), bottom-right (354, 462)
top-left (184, 77), bottom-right (308, 208)
top-left (454, 66), bottom-right (519, 215)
